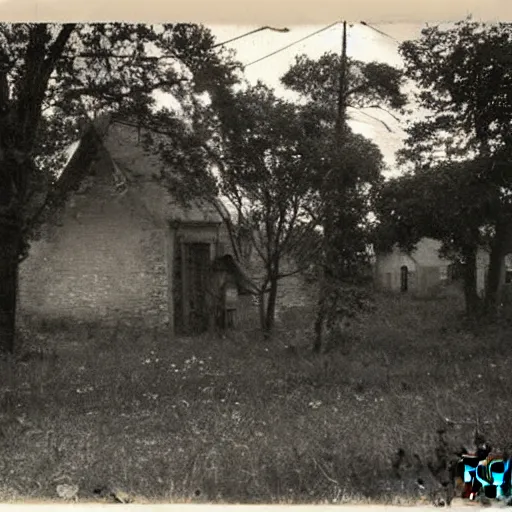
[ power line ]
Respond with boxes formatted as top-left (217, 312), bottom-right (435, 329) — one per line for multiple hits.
top-left (359, 21), bottom-right (400, 43)
top-left (244, 21), bottom-right (342, 68)
top-left (242, 19), bottom-right (461, 70)
top-left (213, 26), bottom-right (290, 48)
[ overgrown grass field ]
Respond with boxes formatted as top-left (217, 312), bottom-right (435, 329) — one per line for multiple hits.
top-left (1, 292), bottom-right (512, 504)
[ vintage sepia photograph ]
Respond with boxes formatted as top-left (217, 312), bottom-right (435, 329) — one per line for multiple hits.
top-left (0, 1), bottom-right (511, 507)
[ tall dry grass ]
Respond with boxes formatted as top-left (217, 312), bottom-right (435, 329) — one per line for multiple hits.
top-left (0, 291), bottom-right (510, 503)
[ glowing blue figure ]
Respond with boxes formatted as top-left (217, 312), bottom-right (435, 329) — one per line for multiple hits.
top-left (474, 457), bottom-right (511, 501)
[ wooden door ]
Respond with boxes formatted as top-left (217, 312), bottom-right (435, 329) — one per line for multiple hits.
top-left (181, 242), bottom-right (211, 334)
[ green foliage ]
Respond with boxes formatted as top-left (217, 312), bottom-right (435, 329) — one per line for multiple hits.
top-left (215, 83), bottom-right (320, 249)
top-left (212, 84), bottom-right (327, 330)
top-left (379, 19), bottom-right (512, 314)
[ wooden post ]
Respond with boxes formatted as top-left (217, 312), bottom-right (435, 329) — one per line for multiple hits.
top-left (181, 242), bottom-right (189, 331)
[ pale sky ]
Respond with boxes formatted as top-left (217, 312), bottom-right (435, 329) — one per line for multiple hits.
top-left (207, 22), bottom-right (426, 173)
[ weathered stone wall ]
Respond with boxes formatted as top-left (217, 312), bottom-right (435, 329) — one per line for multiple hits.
top-left (18, 149), bottom-right (170, 330)
top-left (18, 119), bottom-right (234, 333)
top-left (103, 121), bottom-right (225, 225)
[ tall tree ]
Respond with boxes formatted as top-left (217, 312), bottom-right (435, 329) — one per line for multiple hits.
top-left (281, 51), bottom-right (405, 351)
top-left (169, 83), bottom-right (327, 335)
top-left (0, 22), bottom-right (240, 353)
top-left (281, 52), bottom-right (406, 117)
top-left (158, 81), bottom-right (384, 338)
top-left (398, 19), bottom-right (512, 312)
top-left (309, 128), bottom-right (384, 352)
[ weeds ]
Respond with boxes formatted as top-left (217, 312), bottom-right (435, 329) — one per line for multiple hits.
top-left (0, 292), bottom-right (509, 503)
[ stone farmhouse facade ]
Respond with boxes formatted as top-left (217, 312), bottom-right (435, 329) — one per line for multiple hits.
top-left (18, 115), bottom-right (256, 335)
top-left (373, 237), bottom-right (512, 298)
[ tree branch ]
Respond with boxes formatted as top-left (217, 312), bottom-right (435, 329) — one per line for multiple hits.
top-left (279, 198), bottom-right (300, 252)
top-left (209, 198), bottom-right (243, 262)
top-left (65, 77), bottom-right (189, 102)
top-left (277, 266), bottom-right (309, 279)
top-left (362, 104), bottom-right (402, 123)
top-left (351, 109), bottom-right (394, 133)
top-left (346, 84), bottom-right (366, 98)
top-left (251, 226), bottom-right (269, 266)
top-left (15, 25), bottom-right (76, 151)
top-left (0, 70), bottom-right (8, 113)
top-left (70, 52), bottom-right (179, 61)
top-left (42, 24), bottom-right (76, 81)
top-left (284, 221), bottom-right (322, 260)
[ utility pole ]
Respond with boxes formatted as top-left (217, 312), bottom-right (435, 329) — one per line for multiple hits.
top-left (313, 20), bottom-right (349, 353)
top-left (336, 20), bottom-right (348, 139)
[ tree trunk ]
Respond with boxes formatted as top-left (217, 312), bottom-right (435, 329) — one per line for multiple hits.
top-left (258, 290), bottom-right (266, 333)
top-left (313, 206), bottom-right (333, 354)
top-left (461, 246), bottom-right (481, 317)
top-left (485, 221), bottom-right (508, 314)
top-left (264, 275), bottom-right (279, 335)
top-left (0, 220), bottom-right (21, 354)
top-left (312, 292), bottom-right (325, 354)
top-left (312, 271), bottom-right (328, 354)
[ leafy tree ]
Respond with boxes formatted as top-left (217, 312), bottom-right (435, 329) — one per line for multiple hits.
top-left (169, 82), bottom-right (330, 335)
top-left (281, 52), bottom-right (406, 131)
top-left (312, 141), bottom-right (383, 352)
top-left (0, 22), bottom-right (240, 353)
top-left (281, 52), bottom-right (404, 351)
top-left (158, 80), bottom-right (385, 339)
top-left (130, 50), bottom-right (402, 343)
top-left (373, 158), bottom-right (503, 314)
top-left (398, 19), bottom-right (512, 312)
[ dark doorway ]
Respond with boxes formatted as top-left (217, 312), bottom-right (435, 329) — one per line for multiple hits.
top-left (400, 265), bottom-right (408, 292)
top-left (176, 242), bottom-right (212, 335)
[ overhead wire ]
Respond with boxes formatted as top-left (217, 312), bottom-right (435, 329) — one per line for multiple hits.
top-left (241, 19), bottom-right (406, 133)
top-left (359, 21), bottom-right (401, 43)
top-left (243, 20), bottom-right (342, 68)
top-left (243, 19), bottom-right (460, 69)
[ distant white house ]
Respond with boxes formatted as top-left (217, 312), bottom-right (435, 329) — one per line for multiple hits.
top-left (477, 250), bottom-right (512, 297)
top-left (373, 237), bottom-right (512, 298)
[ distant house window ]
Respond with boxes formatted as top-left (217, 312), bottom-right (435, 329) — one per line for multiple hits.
top-left (439, 267), bottom-right (448, 281)
top-left (400, 265), bottom-right (408, 292)
top-left (506, 270), bottom-right (512, 285)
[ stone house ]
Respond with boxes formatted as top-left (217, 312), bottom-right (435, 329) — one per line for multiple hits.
top-left (373, 237), bottom-right (512, 298)
top-left (18, 114), bottom-right (255, 335)
top-left (373, 238), bottom-right (455, 296)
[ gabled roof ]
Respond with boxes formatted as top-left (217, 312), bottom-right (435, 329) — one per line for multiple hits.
top-left (55, 113), bottom-right (230, 226)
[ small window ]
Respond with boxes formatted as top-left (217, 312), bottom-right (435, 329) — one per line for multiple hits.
top-left (505, 270), bottom-right (512, 285)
